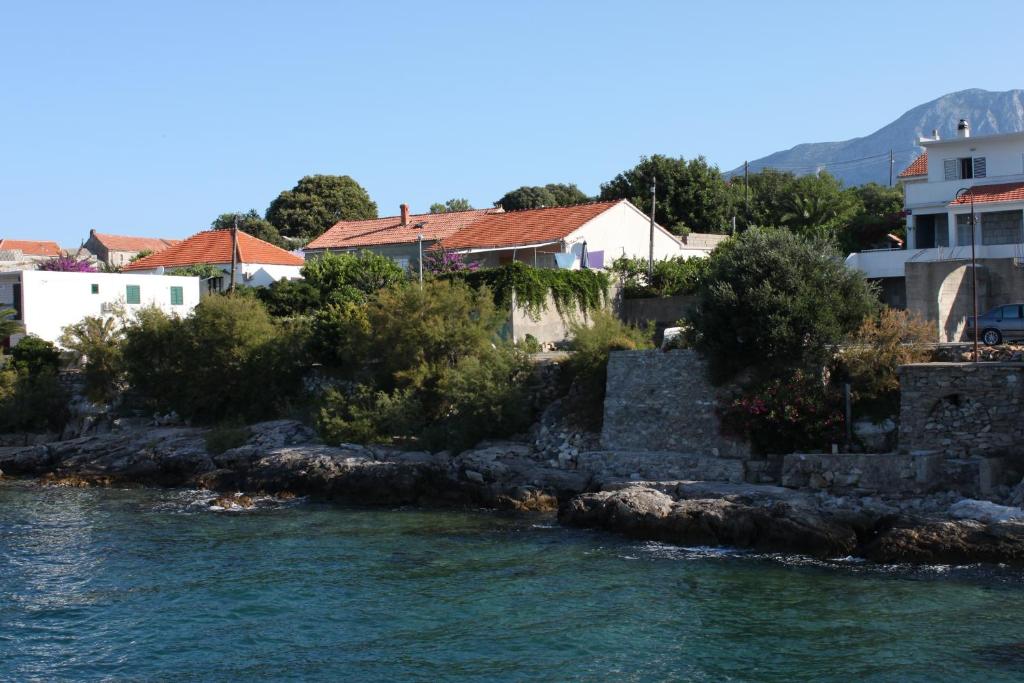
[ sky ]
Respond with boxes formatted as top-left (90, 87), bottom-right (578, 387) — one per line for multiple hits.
top-left (2, 0), bottom-right (1022, 247)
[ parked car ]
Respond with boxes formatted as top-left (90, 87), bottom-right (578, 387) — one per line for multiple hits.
top-left (965, 303), bottom-right (1024, 346)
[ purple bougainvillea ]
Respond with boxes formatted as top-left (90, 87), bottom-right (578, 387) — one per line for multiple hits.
top-left (423, 249), bottom-right (480, 274)
top-left (37, 255), bottom-right (98, 272)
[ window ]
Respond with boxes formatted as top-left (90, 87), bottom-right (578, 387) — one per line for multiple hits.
top-left (956, 214), bottom-right (974, 246)
top-left (90, 283), bottom-right (99, 294)
top-left (1001, 305), bottom-right (1022, 320)
top-left (914, 214), bottom-right (948, 248)
top-left (170, 286), bottom-right (183, 306)
top-left (959, 157), bottom-right (974, 180)
top-left (943, 157), bottom-right (985, 180)
top-left (126, 285), bottom-right (141, 304)
top-left (981, 210), bottom-right (1023, 246)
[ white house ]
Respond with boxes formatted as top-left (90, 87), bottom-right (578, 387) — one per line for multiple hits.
top-left (125, 228), bottom-right (304, 294)
top-left (845, 119), bottom-right (1024, 340)
top-left (0, 270), bottom-right (201, 346)
top-left (438, 199), bottom-right (727, 269)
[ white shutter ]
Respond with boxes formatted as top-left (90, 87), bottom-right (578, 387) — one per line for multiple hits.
top-left (973, 156), bottom-right (987, 178)
top-left (943, 158), bottom-right (959, 181)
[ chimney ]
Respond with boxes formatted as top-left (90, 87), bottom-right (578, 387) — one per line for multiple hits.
top-left (400, 203), bottom-right (410, 226)
top-left (932, 128), bottom-right (940, 140)
top-left (957, 119), bottom-right (970, 138)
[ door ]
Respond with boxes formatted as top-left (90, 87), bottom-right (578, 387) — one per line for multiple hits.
top-left (1000, 304), bottom-right (1024, 339)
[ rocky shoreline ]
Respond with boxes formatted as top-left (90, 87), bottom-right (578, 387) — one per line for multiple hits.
top-left (3, 419), bottom-right (1024, 566)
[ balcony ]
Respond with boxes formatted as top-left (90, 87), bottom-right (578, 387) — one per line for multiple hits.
top-left (845, 243), bottom-right (1024, 279)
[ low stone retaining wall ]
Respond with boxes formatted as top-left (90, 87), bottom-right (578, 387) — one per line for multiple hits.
top-left (898, 362), bottom-right (1024, 459)
top-left (576, 450), bottom-right (745, 484)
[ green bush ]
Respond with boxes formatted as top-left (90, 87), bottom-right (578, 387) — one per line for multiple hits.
top-left (60, 316), bottom-right (124, 403)
top-left (562, 311), bottom-right (653, 430)
top-left (611, 255), bottom-right (710, 298)
top-left (315, 280), bottom-right (533, 452)
top-left (302, 250), bottom-right (406, 306)
top-left (444, 262), bottom-right (609, 318)
top-left (687, 228), bottom-right (878, 384)
top-left (10, 336), bottom-right (62, 374)
top-left (256, 278), bottom-right (321, 317)
top-left (0, 366), bottom-right (69, 433)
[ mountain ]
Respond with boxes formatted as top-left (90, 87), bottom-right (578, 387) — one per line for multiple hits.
top-left (728, 89), bottom-right (1024, 186)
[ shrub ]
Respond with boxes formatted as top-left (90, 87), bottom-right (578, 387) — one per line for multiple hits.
top-left (719, 368), bottom-right (844, 455)
top-left (315, 280), bottom-right (533, 452)
top-left (835, 308), bottom-right (934, 419)
top-left (10, 336), bottom-right (62, 374)
top-left (256, 278), bottom-right (321, 317)
top-left (302, 250), bottom-right (406, 306)
top-left (445, 262), bottom-right (609, 318)
top-left (0, 366), bottom-right (69, 433)
top-left (562, 311), bottom-right (653, 429)
top-left (37, 256), bottom-right (97, 272)
top-left (60, 316), bottom-right (125, 404)
top-left (423, 249), bottom-right (479, 274)
top-left (687, 228), bottom-right (878, 384)
top-left (611, 255), bottom-right (710, 298)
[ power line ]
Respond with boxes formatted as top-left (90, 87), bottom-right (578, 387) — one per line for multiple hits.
top-left (746, 147), bottom-right (920, 174)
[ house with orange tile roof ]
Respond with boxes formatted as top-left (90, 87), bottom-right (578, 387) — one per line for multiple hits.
top-left (125, 228), bottom-right (304, 294)
top-left (308, 200), bottom-right (725, 272)
top-left (439, 200), bottom-right (725, 270)
top-left (845, 119), bottom-right (1024, 341)
top-left (305, 204), bottom-right (502, 269)
top-left (83, 229), bottom-right (181, 267)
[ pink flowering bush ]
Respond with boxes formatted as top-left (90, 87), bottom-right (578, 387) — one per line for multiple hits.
top-left (423, 249), bottom-right (479, 274)
top-left (37, 255), bottom-right (97, 272)
top-left (720, 368), bottom-right (844, 455)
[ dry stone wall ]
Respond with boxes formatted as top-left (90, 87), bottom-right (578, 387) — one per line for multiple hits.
top-left (601, 350), bottom-right (748, 457)
top-left (898, 362), bottom-right (1024, 458)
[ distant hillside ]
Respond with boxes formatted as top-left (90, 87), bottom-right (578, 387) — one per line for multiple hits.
top-left (728, 89), bottom-right (1024, 186)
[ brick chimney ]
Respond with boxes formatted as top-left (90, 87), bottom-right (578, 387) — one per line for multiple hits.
top-left (400, 203), bottom-right (410, 226)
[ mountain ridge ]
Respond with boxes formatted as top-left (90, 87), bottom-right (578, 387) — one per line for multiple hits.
top-left (727, 88), bottom-right (1024, 186)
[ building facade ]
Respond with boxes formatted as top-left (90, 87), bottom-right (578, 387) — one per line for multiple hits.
top-left (83, 230), bottom-right (180, 267)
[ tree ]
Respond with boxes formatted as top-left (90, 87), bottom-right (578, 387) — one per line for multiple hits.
top-left (495, 185), bottom-right (557, 211)
top-left (266, 175), bottom-right (377, 241)
top-left (212, 210), bottom-right (287, 248)
top-left (0, 307), bottom-right (24, 342)
top-left (301, 250), bottom-right (406, 306)
top-left (779, 172), bottom-right (860, 239)
top-left (687, 228), bottom-right (878, 383)
top-left (543, 183), bottom-right (589, 207)
top-left (600, 155), bottom-right (733, 234)
top-left (429, 198), bottom-right (474, 214)
top-left (839, 183), bottom-right (905, 253)
top-left (60, 316), bottom-right (125, 403)
top-left (734, 168), bottom-right (799, 230)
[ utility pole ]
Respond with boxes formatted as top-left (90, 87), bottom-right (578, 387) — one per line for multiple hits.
top-left (744, 160), bottom-right (749, 227)
top-left (229, 214), bottom-right (239, 293)
top-left (648, 178), bottom-right (656, 278)
top-left (889, 149), bottom-right (894, 187)
top-left (417, 234), bottom-right (424, 290)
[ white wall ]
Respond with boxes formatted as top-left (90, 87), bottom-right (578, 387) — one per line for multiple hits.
top-left (907, 134), bottom-right (1024, 210)
top-left (130, 262), bottom-right (303, 291)
top-left (564, 201), bottom-right (689, 267)
top-left (0, 270), bottom-right (201, 345)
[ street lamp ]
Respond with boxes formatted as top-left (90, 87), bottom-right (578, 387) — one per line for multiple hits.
top-left (955, 187), bottom-right (978, 361)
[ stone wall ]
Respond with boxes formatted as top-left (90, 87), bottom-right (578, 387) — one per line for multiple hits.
top-left (601, 349), bottom-right (748, 457)
top-left (898, 362), bottom-right (1024, 458)
top-left (576, 450), bottom-right (745, 484)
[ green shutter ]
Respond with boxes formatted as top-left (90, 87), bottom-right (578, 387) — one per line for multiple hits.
top-left (91, 284), bottom-right (99, 294)
top-left (126, 285), bottom-right (141, 304)
top-left (170, 286), bottom-right (183, 306)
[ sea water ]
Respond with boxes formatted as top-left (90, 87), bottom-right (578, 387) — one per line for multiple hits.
top-left (2, 481), bottom-right (1023, 682)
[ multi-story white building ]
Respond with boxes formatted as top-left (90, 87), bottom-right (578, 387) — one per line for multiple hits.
top-left (846, 120), bottom-right (1024, 340)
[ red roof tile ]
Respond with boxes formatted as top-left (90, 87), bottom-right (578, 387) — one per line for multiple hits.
top-left (306, 208), bottom-right (501, 250)
top-left (0, 239), bottom-right (62, 257)
top-left (949, 182), bottom-right (1024, 206)
top-left (440, 201), bottom-right (621, 250)
top-left (124, 229), bottom-right (304, 270)
top-left (90, 230), bottom-right (180, 253)
top-left (898, 152), bottom-right (928, 178)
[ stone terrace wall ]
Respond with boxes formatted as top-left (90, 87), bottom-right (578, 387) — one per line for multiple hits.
top-left (899, 362), bottom-right (1024, 458)
top-left (601, 350), bottom-right (748, 457)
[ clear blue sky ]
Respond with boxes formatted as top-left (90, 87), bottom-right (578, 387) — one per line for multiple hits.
top-left (2, 0), bottom-right (1021, 246)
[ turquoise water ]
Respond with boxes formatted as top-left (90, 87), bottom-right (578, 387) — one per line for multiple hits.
top-left (2, 483), bottom-right (1024, 682)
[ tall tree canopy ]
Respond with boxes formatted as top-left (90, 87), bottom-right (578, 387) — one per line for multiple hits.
top-left (600, 155), bottom-right (732, 234)
top-left (212, 210), bottom-right (286, 248)
top-left (495, 183), bottom-right (590, 211)
top-left (266, 175), bottom-right (377, 241)
top-left (429, 198), bottom-right (474, 214)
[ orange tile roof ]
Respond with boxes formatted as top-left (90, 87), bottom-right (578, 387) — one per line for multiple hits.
top-left (898, 152), bottom-right (928, 178)
top-left (124, 229), bottom-right (304, 270)
top-left (949, 182), bottom-right (1024, 206)
top-left (90, 230), bottom-right (180, 253)
top-left (306, 208), bottom-right (501, 250)
top-left (0, 239), bottom-right (62, 257)
top-left (440, 201), bottom-right (621, 250)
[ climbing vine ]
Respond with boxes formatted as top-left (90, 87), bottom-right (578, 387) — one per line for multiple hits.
top-left (442, 262), bottom-right (609, 318)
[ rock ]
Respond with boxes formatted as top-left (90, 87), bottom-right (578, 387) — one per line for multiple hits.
top-left (808, 472), bottom-right (828, 489)
top-left (949, 499), bottom-right (1024, 523)
top-left (863, 519), bottom-right (1024, 564)
top-left (210, 494), bottom-right (255, 510)
top-left (853, 419), bottom-right (897, 452)
top-left (464, 469), bottom-right (485, 484)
